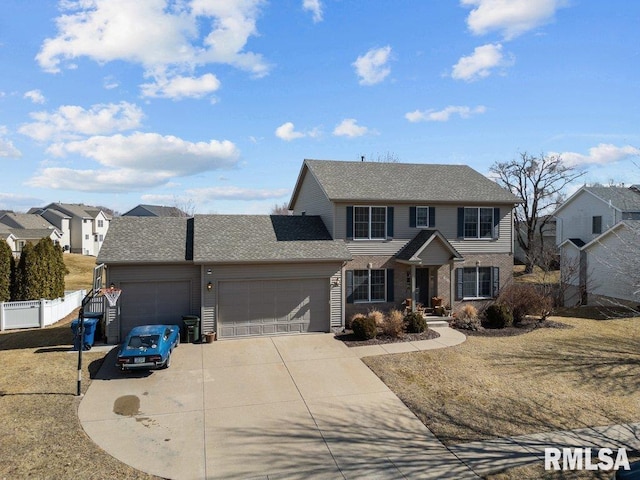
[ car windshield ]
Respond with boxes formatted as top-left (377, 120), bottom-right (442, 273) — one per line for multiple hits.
top-left (127, 334), bottom-right (159, 349)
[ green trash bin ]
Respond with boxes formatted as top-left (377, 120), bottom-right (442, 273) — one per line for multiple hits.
top-left (182, 315), bottom-right (201, 343)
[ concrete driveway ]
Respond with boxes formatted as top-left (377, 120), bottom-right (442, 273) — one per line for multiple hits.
top-left (79, 334), bottom-right (478, 479)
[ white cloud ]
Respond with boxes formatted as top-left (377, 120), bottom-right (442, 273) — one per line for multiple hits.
top-left (19, 102), bottom-right (144, 141)
top-left (555, 144), bottom-right (640, 168)
top-left (27, 132), bottom-right (240, 193)
top-left (274, 122), bottom-right (320, 141)
top-left (461, 0), bottom-right (567, 40)
top-left (0, 126), bottom-right (21, 158)
top-left (186, 186), bottom-right (290, 201)
top-left (275, 122), bottom-right (305, 141)
top-left (24, 89), bottom-right (46, 104)
top-left (103, 76), bottom-right (119, 90)
top-left (303, 0), bottom-right (323, 22)
top-left (46, 132), bottom-right (239, 173)
top-left (405, 105), bottom-right (487, 122)
top-left (451, 43), bottom-right (512, 81)
top-left (36, 0), bottom-right (269, 99)
top-left (0, 192), bottom-right (43, 210)
top-left (353, 46), bottom-right (392, 86)
top-left (333, 118), bottom-right (368, 138)
top-left (140, 73), bottom-right (221, 99)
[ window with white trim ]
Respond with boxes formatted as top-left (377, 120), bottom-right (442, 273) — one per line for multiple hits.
top-left (354, 206), bottom-right (386, 240)
top-left (462, 267), bottom-right (492, 298)
top-left (416, 206), bottom-right (430, 228)
top-left (97, 219), bottom-right (104, 228)
top-left (464, 207), bottom-right (495, 239)
top-left (352, 269), bottom-right (386, 302)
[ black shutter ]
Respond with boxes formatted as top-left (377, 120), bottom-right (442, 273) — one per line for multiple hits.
top-left (493, 207), bottom-right (500, 239)
top-left (387, 207), bottom-right (394, 238)
top-left (409, 206), bottom-right (417, 227)
top-left (346, 206), bottom-right (353, 239)
top-left (455, 268), bottom-right (463, 300)
top-left (492, 267), bottom-right (500, 297)
top-left (346, 270), bottom-right (354, 304)
top-left (457, 208), bottom-right (465, 238)
top-left (429, 206), bottom-right (436, 228)
top-left (386, 269), bottom-right (394, 302)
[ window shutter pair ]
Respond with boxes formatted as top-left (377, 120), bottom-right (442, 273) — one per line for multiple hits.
top-left (456, 207), bottom-right (500, 238)
top-left (345, 269), bottom-right (394, 303)
top-left (410, 206), bottom-right (436, 228)
top-left (346, 206), bottom-right (394, 238)
top-left (454, 266), bottom-right (500, 300)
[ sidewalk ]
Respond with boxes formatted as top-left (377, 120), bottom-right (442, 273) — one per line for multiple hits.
top-left (350, 323), bottom-right (468, 358)
top-left (449, 422), bottom-right (640, 476)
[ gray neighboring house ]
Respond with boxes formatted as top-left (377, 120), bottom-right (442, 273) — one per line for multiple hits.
top-left (0, 212), bottom-right (63, 255)
top-left (97, 215), bottom-right (351, 343)
top-left (40, 203), bottom-right (111, 256)
top-left (122, 204), bottom-right (187, 217)
top-left (555, 185), bottom-right (640, 306)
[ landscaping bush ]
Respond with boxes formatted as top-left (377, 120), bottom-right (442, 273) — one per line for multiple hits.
top-left (351, 315), bottom-right (378, 340)
top-left (346, 313), bottom-right (366, 330)
top-left (451, 304), bottom-right (482, 331)
top-left (484, 303), bottom-right (513, 328)
top-left (382, 309), bottom-right (404, 337)
top-left (404, 311), bottom-right (427, 333)
top-left (498, 283), bottom-right (553, 322)
top-left (367, 309), bottom-right (385, 327)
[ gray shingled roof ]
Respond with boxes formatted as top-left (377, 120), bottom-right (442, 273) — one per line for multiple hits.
top-left (98, 215), bottom-right (351, 264)
top-left (0, 213), bottom-right (58, 230)
top-left (97, 217), bottom-right (191, 263)
top-left (193, 215), bottom-right (351, 263)
top-left (584, 186), bottom-right (640, 212)
top-left (10, 228), bottom-right (61, 240)
top-left (299, 159), bottom-right (521, 204)
top-left (396, 229), bottom-right (462, 262)
top-left (123, 204), bottom-right (187, 217)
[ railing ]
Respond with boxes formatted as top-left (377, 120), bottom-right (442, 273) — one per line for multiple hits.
top-left (0, 290), bottom-right (86, 331)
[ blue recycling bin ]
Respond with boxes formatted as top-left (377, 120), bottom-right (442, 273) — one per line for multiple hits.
top-left (71, 318), bottom-right (98, 351)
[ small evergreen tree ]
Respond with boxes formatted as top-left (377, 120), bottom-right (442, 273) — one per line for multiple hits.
top-left (0, 241), bottom-right (11, 301)
top-left (14, 243), bottom-right (36, 301)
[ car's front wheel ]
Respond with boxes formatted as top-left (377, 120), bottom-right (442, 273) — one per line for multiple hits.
top-left (163, 352), bottom-right (171, 369)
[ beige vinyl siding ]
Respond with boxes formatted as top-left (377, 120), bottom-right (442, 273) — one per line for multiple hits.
top-left (202, 262), bottom-right (343, 333)
top-left (418, 237), bottom-right (453, 264)
top-left (291, 169), bottom-right (335, 236)
top-left (335, 203), bottom-right (514, 255)
top-left (105, 263), bottom-right (201, 342)
top-left (556, 190), bottom-right (620, 245)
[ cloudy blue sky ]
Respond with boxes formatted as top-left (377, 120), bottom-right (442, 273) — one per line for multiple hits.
top-left (1, 0), bottom-right (639, 214)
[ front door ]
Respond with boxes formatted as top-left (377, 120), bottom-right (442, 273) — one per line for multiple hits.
top-left (416, 268), bottom-right (430, 307)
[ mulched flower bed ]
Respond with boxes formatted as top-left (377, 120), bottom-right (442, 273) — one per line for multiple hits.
top-left (335, 328), bottom-right (440, 347)
top-left (459, 317), bottom-right (573, 337)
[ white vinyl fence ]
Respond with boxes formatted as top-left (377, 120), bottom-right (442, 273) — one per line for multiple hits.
top-left (0, 290), bottom-right (86, 331)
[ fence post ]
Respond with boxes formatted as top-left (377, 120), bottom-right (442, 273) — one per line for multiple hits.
top-left (0, 301), bottom-right (4, 332)
top-left (40, 298), bottom-right (46, 328)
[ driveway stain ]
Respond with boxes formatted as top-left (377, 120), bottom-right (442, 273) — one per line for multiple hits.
top-left (113, 395), bottom-right (140, 416)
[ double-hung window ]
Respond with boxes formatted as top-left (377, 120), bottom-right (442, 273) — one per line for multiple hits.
top-left (416, 207), bottom-right (430, 227)
top-left (456, 266), bottom-right (499, 299)
top-left (352, 269), bottom-right (386, 302)
top-left (592, 216), bottom-right (602, 234)
top-left (463, 207), bottom-right (496, 239)
top-left (354, 206), bottom-right (386, 240)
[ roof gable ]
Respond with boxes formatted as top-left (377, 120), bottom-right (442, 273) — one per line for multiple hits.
top-left (555, 186), bottom-right (640, 216)
top-left (396, 229), bottom-right (463, 263)
top-left (292, 159), bottom-right (521, 205)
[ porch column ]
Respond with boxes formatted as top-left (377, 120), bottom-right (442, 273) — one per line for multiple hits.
top-left (411, 264), bottom-right (416, 313)
top-left (449, 261), bottom-right (454, 308)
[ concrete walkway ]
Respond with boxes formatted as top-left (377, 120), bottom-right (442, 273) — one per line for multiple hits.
top-left (79, 329), bottom-right (480, 480)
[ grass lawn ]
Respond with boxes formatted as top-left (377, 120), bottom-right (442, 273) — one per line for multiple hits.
top-left (64, 253), bottom-right (98, 291)
top-left (0, 312), bottom-right (157, 479)
top-left (364, 312), bottom-right (640, 478)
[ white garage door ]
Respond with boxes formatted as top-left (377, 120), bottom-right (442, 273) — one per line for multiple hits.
top-left (119, 281), bottom-right (191, 339)
top-left (218, 278), bottom-right (329, 338)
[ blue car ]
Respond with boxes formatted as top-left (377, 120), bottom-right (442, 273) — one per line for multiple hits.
top-left (116, 324), bottom-right (180, 371)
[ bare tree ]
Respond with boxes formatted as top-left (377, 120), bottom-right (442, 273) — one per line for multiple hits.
top-left (491, 152), bottom-right (585, 274)
top-left (171, 196), bottom-right (196, 217)
top-left (270, 202), bottom-right (291, 215)
top-left (359, 152), bottom-right (400, 163)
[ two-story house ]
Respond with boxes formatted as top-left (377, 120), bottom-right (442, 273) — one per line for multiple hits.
top-left (554, 185), bottom-right (640, 307)
top-left (39, 203), bottom-right (111, 256)
top-left (97, 159), bottom-right (520, 343)
top-left (289, 160), bottom-right (521, 317)
top-left (0, 212), bottom-right (63, 255)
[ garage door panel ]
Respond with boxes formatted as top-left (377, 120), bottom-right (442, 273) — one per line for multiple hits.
top-left (218, 278), bottom-right (328, 338)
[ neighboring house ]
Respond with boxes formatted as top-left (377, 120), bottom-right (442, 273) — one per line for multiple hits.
top-left (0, 212), bottom-right (63, 255)
top-left (40, 203), bottom-right (111, 256)
top-left (554, 185), bottom-right (640, 306)
top-left (97, 159), bottom-right (520, 343)
top-left (122, 204), bottom-right (187, 217)
top-left (513, 215), bottom-right (558, 267)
